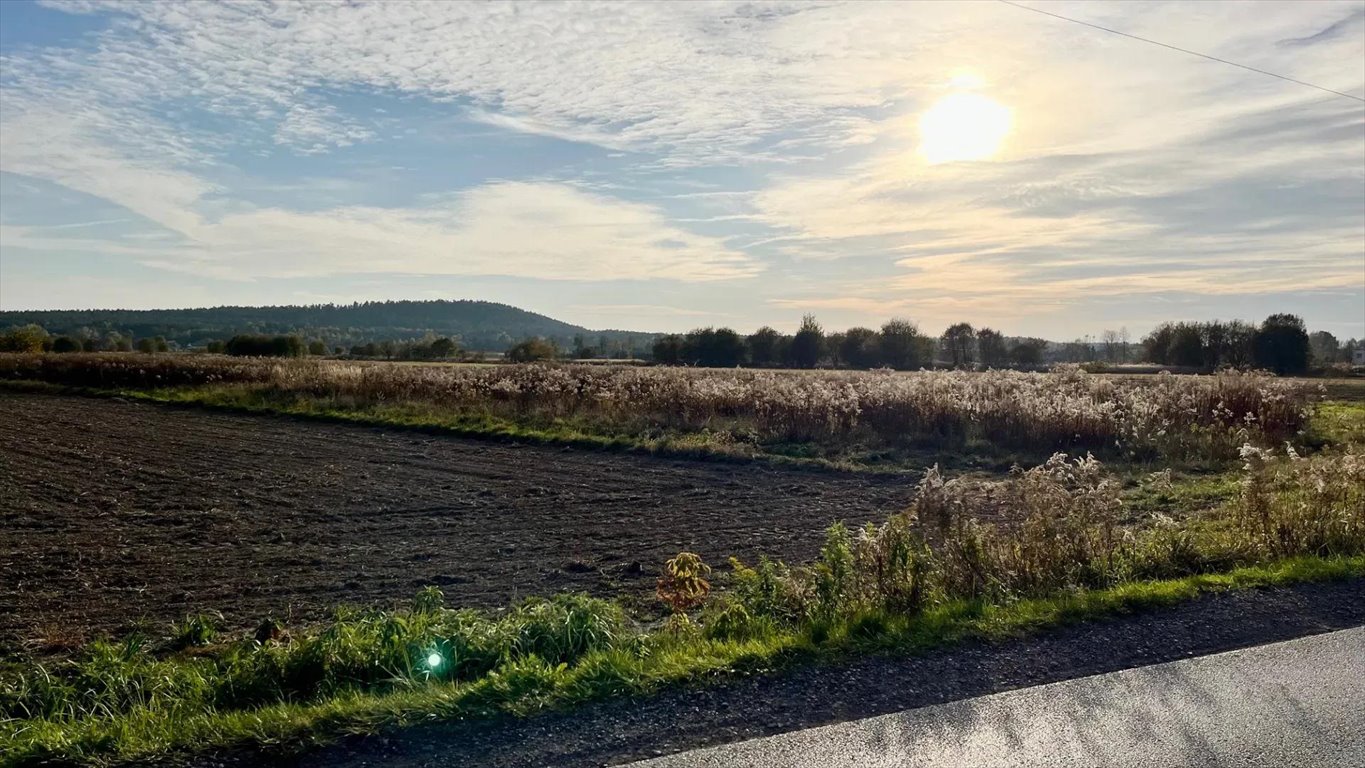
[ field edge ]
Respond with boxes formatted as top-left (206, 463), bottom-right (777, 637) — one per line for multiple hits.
top-left (5, 554), bottom-right (1363, 768)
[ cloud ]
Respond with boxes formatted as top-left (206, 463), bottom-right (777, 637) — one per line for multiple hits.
top-left (2, 1), bottom-right (1362, 335)
top-left (0, 179), bottom-right (758, 283)
top-left (1279, 8), bottom-right (1365, 47)
top-left (274, 103), bottom-right (376, 154)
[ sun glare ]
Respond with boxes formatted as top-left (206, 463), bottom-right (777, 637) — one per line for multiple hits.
top-left (918, 92), bottom-right (1013, 164)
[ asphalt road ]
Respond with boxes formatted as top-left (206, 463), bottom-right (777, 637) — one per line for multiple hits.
top-left (632, 626), bottom-right (1365, 768)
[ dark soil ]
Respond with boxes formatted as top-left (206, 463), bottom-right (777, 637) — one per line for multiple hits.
top-left (0, 391), bottom-right (910, 647)
top-left (251, 578), bottom-right (1364, 768)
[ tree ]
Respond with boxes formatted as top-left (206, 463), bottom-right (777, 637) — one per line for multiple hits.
top-left (1101, 330), bottom-right (1120, 363)
top-left (506, 338), bottom-right (558, 363)
top-left (652, 334), bottom-right (683, 365)
top-left (1253, 314), bottom-right (1310, 375)
top-left (0, 324), bottom-right (49, 352)
top-left (746, 326), bottom-right (783, 367)
top-left (225, 334), bottom-right (304, 357)
top-left (789, 314), bottom-right (824, 368)
top-left (134, 336), bottom-right (168, 354)
top-left (977, 328), bottom-right (1007, 369)
top-left (1009, 338), bottom-right (1046, 367)
top-left (1342, 338), bottom-right (1362, 366)
top-left (940, 322), bottom-right (975, 368)
top-left (1168, 325), bottom-right (1204, 368)
top-left (678, 327), bottom-right (746, 367)
top-left (429, 337), bottom-right (457, 359)
top-left (51, 336), bottom-right (82, 353)
top-left (879, 318), bottom-right (920, 369)
top-left (1309, 331), bottom-right (1339, 367)
top-left (1143, 323), bottom-right (1174, 365)
top-left (839, 327), bottom-right (880, 369)
top-left (307, 340), bottom-right (327, 356)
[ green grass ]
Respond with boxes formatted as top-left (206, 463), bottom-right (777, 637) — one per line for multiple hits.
top-left (1307, 400), bottom-right (1365, 448)
top-left (1122, 470), bottom-right (1242, 518)
top-left (4, 555), bottom-right (1360, 768)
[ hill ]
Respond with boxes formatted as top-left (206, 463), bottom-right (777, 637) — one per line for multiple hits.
top-left (0, 300), bottom-right (657, 353)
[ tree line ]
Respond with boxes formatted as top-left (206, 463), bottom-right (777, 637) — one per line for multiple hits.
top-left (0, 324), bottom-right (169, 354)
top-left (648, 313), bottom-right (1356, 375)
top-left (1141, 314), bottom-right (1357, 375)
top-left (650, 316), bottom-right (1051, 370)
top-left (3, 312), bottom-right (1359, 375)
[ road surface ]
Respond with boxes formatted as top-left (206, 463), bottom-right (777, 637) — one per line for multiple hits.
top-left (632, 626), bottom-right (1365, 768)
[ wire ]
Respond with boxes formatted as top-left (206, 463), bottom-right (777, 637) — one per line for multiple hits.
top-left (995, 0), bottom-right (1365, 104)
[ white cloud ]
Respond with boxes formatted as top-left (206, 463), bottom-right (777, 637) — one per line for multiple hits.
top-left (0, 180), bottom-right (758, 283)
top-left (2, 1), bottom-right (1362, 333)
top-left (274, 103), bottom-right (376, 154)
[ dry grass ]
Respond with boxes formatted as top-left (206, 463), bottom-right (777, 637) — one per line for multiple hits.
top-left (0, 353), bottom-right (1315, 461)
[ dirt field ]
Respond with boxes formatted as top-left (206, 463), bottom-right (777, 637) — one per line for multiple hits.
top-left (0, 392), bottom-right (910, 647)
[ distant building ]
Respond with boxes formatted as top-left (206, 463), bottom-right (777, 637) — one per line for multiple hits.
top-left (1354, 348), bottom-right (1365, 366)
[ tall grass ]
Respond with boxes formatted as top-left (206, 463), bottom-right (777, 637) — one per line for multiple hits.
top-left (0, 354), bottom-right (1314, 460)
top-left (3, 446), bottom-right (1360, 766)
top-left (712, 446), bottom-right (1364, 638)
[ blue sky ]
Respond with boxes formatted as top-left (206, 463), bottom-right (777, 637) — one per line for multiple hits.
top-left (1, 0), bottom-right (1362, 339)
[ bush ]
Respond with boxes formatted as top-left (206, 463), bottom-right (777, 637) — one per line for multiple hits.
top-left (506, 338), bottom-right (558, 363)
top-left (225, 334), bottom-right (304, 357)
top-left (724, 448), bottom-right (1365, 629)
top-left (1234, 445), bottom-right (1365, 558)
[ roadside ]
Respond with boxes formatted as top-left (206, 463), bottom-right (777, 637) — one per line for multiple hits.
top-left (633, 626), bottom-right (1364, 767)
top-left (240, 577), bottom-right (1365, 768)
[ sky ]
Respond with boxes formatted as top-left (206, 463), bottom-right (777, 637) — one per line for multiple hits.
top-left (0, 0), bottom-right (1362, 339)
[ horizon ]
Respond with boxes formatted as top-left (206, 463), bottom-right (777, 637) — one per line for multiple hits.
top-left (0, 296), bottom-right (1353, 343)
top-left (2, 1), bottom-right (1363, 338)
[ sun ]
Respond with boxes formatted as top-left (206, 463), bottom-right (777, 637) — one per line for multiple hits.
top-left (918, 92), bottom-right (1013, 164)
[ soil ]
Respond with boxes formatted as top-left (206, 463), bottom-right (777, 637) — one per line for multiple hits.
top-left (252, 578), bottom-right (1365, 768)
top-left (0, 391), bottom-right (911, 647)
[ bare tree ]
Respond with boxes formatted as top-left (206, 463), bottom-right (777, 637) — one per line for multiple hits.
top-left (1102, 330), bottom-right (1120, 363)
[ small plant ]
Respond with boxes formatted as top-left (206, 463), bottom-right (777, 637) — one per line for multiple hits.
top-left (253, 617), bottom-right (286, 645)
top-left (170, 612), bottom-right (222, 649)
top-left (412, 585), bottom-right (445, 613)
top-left (656, 552), bottom-right (712, 619)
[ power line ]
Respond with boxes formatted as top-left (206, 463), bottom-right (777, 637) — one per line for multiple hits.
top-left (996, 0), bottom-right (1365, 104)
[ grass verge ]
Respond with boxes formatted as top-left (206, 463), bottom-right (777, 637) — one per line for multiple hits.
top-left (3, 555), bottom-right (1361, 768)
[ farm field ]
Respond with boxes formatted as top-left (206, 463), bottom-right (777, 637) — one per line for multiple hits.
top-left (0, 353), bottom-right (1331, 470)
top-left (2, 355), bottom-right (1362, 767)
top-left (0, 391), bottom-right (910, 648)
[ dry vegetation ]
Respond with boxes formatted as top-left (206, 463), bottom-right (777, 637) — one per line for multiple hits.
top-left (0, 353), bottom-right (1316, 463)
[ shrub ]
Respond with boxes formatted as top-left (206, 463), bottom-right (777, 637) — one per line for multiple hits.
top-left (506, 338), bottom-right (558, 363)
top-left (1234, 445), bottom-right (1365, 559)
top-left (656, 552), bottom-right (712, 616)
top-left (170, 613), bottom-right (222, 649)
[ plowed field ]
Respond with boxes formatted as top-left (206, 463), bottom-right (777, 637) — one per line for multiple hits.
top-left (0, 392), bottom-right (910, 646)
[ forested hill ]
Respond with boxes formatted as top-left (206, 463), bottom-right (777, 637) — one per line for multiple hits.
top-left (0, 300), bottom-right (657, 352)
